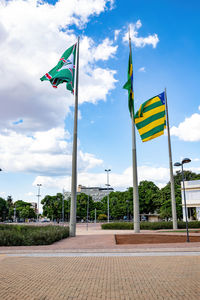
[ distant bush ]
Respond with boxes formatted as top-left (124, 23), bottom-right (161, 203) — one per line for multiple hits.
top-left (101, 221), bottom-right (200, 230)
top-left (0, 224), bottom-right (69, 246)
top-left (178, 221), bottom-right (200, 229)
top-left (101, 222), bottom-right (133, 230)
top-left (98, 214), bottom-right (107, 221)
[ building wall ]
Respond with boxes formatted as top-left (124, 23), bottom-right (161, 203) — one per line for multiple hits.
top-left (64, 185), bottom-right (114, 202)
top-left (181, 180), bottom-right (200, 221)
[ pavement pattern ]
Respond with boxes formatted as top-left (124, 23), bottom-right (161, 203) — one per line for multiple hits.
top-left (1, 224), bottom-right (200, 299)
top-left (0, 256), bottom-right (200, 300)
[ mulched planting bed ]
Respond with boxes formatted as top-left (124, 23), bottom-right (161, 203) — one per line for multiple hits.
top-left (115, 234), bottom-right (200, 244)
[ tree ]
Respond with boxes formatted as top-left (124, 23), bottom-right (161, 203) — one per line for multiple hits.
top-left (77, 193), bottom-right (94, 221)
top-left (41, 194), bottom-right (62, 221)
top-left (42, 193), bottom-right (71, 221)
top-left (7, 196), bottom-right (14, 220)
top-left (100, 190), bottom-right (133, 221)
top-left (0, 197), bottom-right (8, 221)
top-left (14, 200), bottom-right (36, 220)
top-left (138, 181), bottom-right (160, 214)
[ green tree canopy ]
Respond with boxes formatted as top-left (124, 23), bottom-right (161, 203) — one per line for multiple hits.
top-left (0, 197), bottom-right (8, 221)
top-left (138, 180), bottom-right (160, 214)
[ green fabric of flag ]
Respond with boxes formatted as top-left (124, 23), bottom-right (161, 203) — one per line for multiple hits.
top-left (134, 92), bottom-right (166, 142)
top-left (123, 50), bottom-right (134, 115)
top-left (40, 43), bottom-right (76, 93)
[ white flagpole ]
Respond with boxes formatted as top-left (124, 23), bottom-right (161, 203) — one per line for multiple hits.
top-left (165, 88), bottom-right (177, 229)
top-left (69, 37), bottom-right (80, 237)
top-left (129, 31), bottom-right (140, 233)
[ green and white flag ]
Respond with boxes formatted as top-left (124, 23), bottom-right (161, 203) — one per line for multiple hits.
top-left (40, 43), bottom-right (77, 93)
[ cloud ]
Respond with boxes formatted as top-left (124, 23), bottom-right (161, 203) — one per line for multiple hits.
top-left (0, 0), bottom-right (117, 133)
top-left (114, 29), bottom-right (121, 41)
top-left (0, 127), bottom-right (103, 175)
top-left (170, 107), bottom-right (200, 141)
top-left (138, 67), bottom-right (146, 72)
top-left (33, 165), bottom-right (170, 191)
top-left (192, 158), bottom-right (200, 162)
top-left (123, 20), bottom-right (159, 48)
top-left (92, 38), bottom-right (118, 61)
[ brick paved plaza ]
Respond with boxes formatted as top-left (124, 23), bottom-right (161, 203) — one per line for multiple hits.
top-left (0, 224), bottom-right (200, 299)
top-left (0, 255), bottom-right (200, 300)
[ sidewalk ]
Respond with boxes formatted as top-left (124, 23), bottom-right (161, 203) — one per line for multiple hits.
top-left (1, 223), bottom-right (200, 254)
top-left (0, 223), bottom-right (200, 299)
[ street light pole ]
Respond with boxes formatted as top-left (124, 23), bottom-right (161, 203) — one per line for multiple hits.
top-left (174, 158), bottom-right (191, 243)
top-left (87, 190), bottom-right (89, 231)
top-left (62, 189), bottom-right (65, 222)
top-left (105, 169), bottom-right (111, 223)
top-left (14, 206), bottom-right (16, 222)
top-left (37, 184), bottom-right (42, 222)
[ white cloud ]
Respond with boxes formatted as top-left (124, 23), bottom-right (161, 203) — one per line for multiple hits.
top-left (25, 192), bottom-right (34, 197)
top-left (114, 29), bottom-right (121, 41)
top-left (93, 38), bottom-right (118, 61)
top-left (33, 165), bottom-right (170, 191)
top-left (123, 20), bottom-right (159, 48)
top-left (192, 158), bottom-right (200, 162)
top-left (190, 166), bottom-right (200, 174)
top-left (0, 128), bottom-right (103, 175)
top-left (170, 108), bottom-right (200, 141)
top-left (0, 0), bottom-right (117, 133)
top-left (138, 67), bottom-right (146, 72)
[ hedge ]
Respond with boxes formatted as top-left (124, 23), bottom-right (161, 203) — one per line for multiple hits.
top-left (0, 224), bottom-right (69, 246)
top-left (101, 221), bottom-right (200, 230)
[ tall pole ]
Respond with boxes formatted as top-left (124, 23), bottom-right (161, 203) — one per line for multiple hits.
top-left (165, 88), bottom-right (177, 229)
top-left (87, 191), bottom-right (89, 231)
top-left (181, 164), bottom-right (190, 242)
top-left (129, 32), bottom-right (140, 233)
top-left (105, 169), bottom-right (111, 223)
top-left (14, 206), bottom-right (16, 222)
top-left (37, 184), bottom-right (42, 222)
top-left (69, 37), bottom-right (80, 237)
top-left (62, 188), bottom-right (65, 222)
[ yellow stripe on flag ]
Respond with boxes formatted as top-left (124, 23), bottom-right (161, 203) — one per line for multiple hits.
top-left (129, 64), bottom-right (132, 76)
top-left (138, 96), bottom-right (161, 117)
top-left (135, 105), bottom-right (165, 124)
top-left (142, 131), bottom-right (164, 142)
top-left (138, 118), bottom-right (166, 135)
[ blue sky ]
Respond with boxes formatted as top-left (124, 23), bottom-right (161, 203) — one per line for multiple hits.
top-left (0, 0), bottom-right (200, 211)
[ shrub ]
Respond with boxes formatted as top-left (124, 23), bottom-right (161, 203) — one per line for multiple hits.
top-left (98, 214), bottom-right (107, 221)
top-left (101, 221), bottom-right (200, 230)
top-left (101, 222), bottom-right (133, 230)
top-left (0, 224), bottom-right (69, 246)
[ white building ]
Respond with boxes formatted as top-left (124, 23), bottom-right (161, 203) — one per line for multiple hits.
top-left (181, 180), bottom-right (200, 221)
top-left (63, 185), bottom-right (114, 202)
top-left (77, 185), bottom-right (114, 202)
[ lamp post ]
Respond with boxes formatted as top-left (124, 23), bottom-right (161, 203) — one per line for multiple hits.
top-left (37, 184), bottom-right (42, 222)
top-left (14, 205), bottom-right (16, 222)
top-left (126, 199), bottom-right (129, 221)
top-left (174, 158), bottom-right (191, 242)
top-left (105, 169), bottom-right (111, 223)
top-left (86, 190), bottom-right (89, 231)
top-left (62, 189), bottom-right (65, 223)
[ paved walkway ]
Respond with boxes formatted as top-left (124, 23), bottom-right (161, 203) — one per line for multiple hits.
top-left (1, 223), bottom-right (200, 299)
top-left (1, 223), bottom-right (200, 253)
